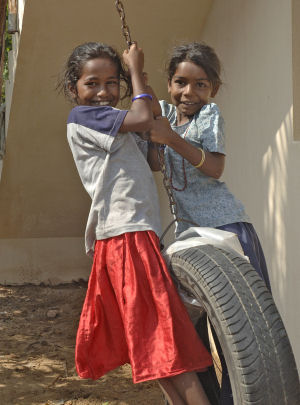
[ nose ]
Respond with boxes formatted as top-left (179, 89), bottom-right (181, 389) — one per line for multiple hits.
top-left (183, 84), bottom-right (193, 96)
top-left (97, 86), bottom-right (108, 97)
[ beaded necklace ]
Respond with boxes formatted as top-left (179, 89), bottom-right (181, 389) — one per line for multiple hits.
top-left (168, 122), bottom-right (192, 192)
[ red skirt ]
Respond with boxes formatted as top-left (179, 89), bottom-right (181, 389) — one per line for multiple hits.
top-left (75, 231), bottom-right (212, 383)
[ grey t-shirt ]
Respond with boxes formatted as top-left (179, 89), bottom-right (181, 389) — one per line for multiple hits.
top-left (67, 105), bottom-right (161, 256)
top-left (159, 100), bottom-right (250, 236)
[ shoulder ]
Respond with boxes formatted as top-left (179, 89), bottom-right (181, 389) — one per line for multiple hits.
top-left (159, 100), bottom-right (176, 124)
top-left (194, 103), bottom-right (225, 130)
top-left (197, 103), bottom-right (222, 119)
top-left (67, 105), bottom-right (128, 136)
top-left (192, 103), bottom-right (225, 149)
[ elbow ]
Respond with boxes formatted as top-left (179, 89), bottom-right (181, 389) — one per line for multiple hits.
top-left (209, 166), bottom-right (224, 179)
top-left (207, 153), bottom-right (225, 179)
top-left (212, 173), bottom-right (222, 180)
top-left (212, 159), bottom-right (225, 179)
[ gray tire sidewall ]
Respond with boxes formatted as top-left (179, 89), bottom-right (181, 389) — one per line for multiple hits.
top-left (169, 244), bottom-right (300, 405)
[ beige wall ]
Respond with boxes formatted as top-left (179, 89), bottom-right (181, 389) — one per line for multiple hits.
top-left (0, 0), bottom-right (212, 281)
top-left (202, 0), bottom-right (300, 370)
top-left (293, 0), bottom-right (300, 141)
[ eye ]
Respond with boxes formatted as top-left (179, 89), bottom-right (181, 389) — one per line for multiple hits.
top-left (197, 81), bottom-right (209, 88)
top-left (174, 79), bottom-right (185, 87)
top-left (86, 81), bottom-right (97, 87)
top-left (107, 80), bottom-right (119, 87)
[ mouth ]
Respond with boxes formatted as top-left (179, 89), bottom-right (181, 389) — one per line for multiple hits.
top-left (180, 101), bottom-right (198, 106)
top-left (91, 100), bottom-right (112, 106)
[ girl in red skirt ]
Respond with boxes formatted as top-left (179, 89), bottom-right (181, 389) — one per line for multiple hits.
top-left (59, 40), bottom-right (212, 404)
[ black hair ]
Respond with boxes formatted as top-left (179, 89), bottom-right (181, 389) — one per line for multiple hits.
top-left (57, 42), bottom-right (131, 103)
top-left (166, 42), bottom-right (222, 92)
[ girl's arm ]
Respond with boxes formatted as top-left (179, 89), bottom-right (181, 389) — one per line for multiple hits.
top-left (150, 117), bottom-right (225, 179)
top-left (142, 79), bottom-right (162, 118)
top-left (147, 141), bottom-right (161, 171)
top-left (143, 81), bottom-right (162, 171)
top-left (119, 44), bottom-right (154, 133)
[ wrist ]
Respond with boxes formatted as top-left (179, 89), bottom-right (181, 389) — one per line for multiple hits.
top-left (167, 130), bottom-right (181, 147)
top-left (128, 67), bottom-right (144, 78)
top-left (130, 74), bottom-right (148, 96)
top-left (193, 148), bottom-right (206, 168)
top-left (132, 93), bottom-right (153, 102)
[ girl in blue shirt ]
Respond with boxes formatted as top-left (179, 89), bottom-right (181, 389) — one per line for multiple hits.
top-left (148, 42), bottom-right (271, 405)
top-left (148, 42), bottom-right (270, 291)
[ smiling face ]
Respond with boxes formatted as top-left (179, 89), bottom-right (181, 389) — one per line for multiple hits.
top-left (74, 57), bottom-right (120, 107)
top-left (168, 61), bottom-right (217, 124)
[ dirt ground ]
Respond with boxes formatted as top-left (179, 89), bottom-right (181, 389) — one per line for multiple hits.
top-left (0, 283), bottom-right (165, 405)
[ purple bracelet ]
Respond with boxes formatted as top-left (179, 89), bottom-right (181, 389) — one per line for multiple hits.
top-left (131, 93), bottom-right (153, 102)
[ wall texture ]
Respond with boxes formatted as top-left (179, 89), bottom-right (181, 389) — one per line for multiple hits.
top-left (201, 0), bottom-right (300, 370)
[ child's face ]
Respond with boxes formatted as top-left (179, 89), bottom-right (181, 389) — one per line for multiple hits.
top-left (74, 57), bottom-right (120, 107)
top-left (168, 61), bottom-right (216, 119)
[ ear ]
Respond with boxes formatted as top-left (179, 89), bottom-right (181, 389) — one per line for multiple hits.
top-left (167, 79), bottom-right (172, 93)
top-left (211, 84), bottom-right (220, 98)
top-left (68, 83), bottom-right (78, 100)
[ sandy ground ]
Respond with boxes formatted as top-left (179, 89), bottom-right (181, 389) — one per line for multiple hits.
top-left (0, 283), bottom-right (165, 405)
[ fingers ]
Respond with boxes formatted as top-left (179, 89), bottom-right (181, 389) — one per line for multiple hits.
top-left (123, 42), bottom-right (141, 58)
top-left (130, 41), bottom-right (138, 48)
top-left (128, 42), bottom-right (138, 52)
top-left (123, 42), bottom-right (137, 56)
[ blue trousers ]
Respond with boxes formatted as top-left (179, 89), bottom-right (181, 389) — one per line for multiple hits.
top-left (217, 222), bottom-right (271, 291)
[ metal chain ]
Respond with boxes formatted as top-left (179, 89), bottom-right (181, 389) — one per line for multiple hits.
top-left (113, 0), bottom-right (177, 218)
top-left (115, 0), bottom-right (133, 48)
top-left (113, 1), bottom-right (197, 241)
top-left (158, 145), bottom-right (200, 244)
top-left (168, 123), bottom-right (191, 192)
top-left (158, 146), bottom-right (178, 218)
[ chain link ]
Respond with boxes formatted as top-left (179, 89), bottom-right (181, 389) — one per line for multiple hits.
top-left (158, 145), bottom-right (200, 244)
top-left (115, 0), bottom-right (133, 48)
top-left (158, 146), bottom-right (178, 218)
